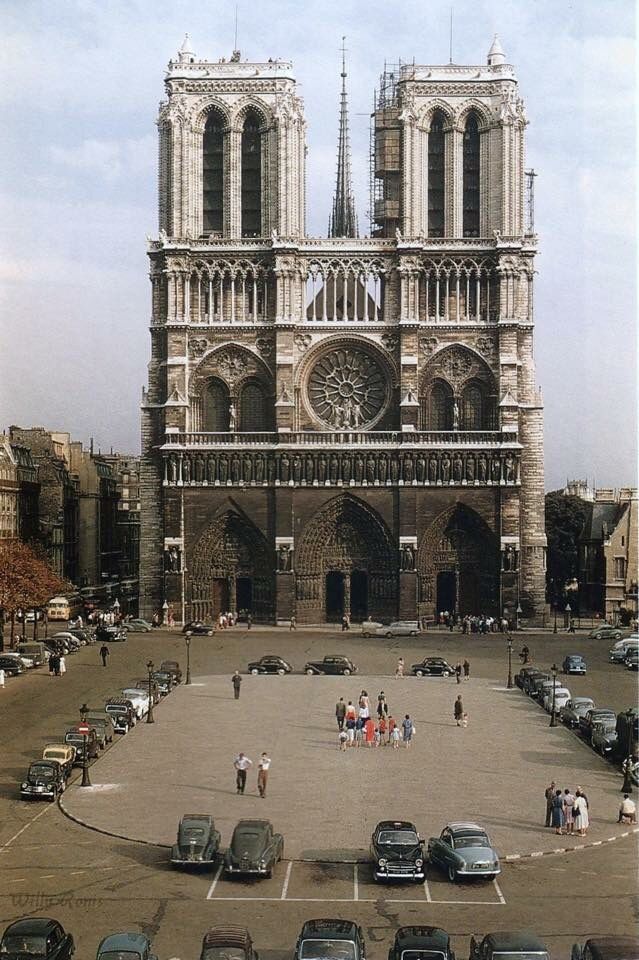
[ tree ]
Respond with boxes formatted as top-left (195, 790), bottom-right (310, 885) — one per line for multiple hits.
top-left (545, 490), bottom-right (590, 608)
top-left (0, 541), bottom-right (71, 649)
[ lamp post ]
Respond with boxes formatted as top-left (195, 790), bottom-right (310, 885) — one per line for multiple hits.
top-left (621, 709), bottom-right (635, 794)
top-left (79, 703), bottom-right (91, 787)
top-left (549, 663), bottom-right (558, 727)
top-left (506, 636), bottom-right (513, 689)
top-left (185, 631), bottom-right (192, 685)
top-left (565, 603), bottom-right (572, 632)
top-left (516, 603), bottom-right (522, 632)
top-left (162, 600), bottom-right (169, 626)
top-left (113, 598), bottom-right (120, 619)
top-left (146, 660), bottom-right (155, 724)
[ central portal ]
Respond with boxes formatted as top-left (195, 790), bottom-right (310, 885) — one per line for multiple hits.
top-left (325, 571), bottom-right (345, 621)
top-left (436, 570), bottom-right (457, 614)
top-left (350, 570), bottom-right (368, 621)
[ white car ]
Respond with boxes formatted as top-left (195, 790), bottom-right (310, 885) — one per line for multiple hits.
top-left (544, 687), bottom-right (571, 713)
top-left (121, 688), bottom-right (150, 719)
top-left (1, 651), bottom-right (35, 669)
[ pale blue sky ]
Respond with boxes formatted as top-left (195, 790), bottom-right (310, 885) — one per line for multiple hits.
top-left (0, 0), bottom-right (635, 490)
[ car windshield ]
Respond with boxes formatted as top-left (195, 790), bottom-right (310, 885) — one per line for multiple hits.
top-left (299, 941), bottom-right (356, 960)
top-left (378, 830), bottom-right (419, 845)
top-left (181, 827), bottom-right (206, 838)
top-left (99, 952), bottom-right (143, 960)
top-left (452, 836), bottom-right (489, 849)
top-left (201, 948), bottom-right (247, 960)
top-left (401, 952), bottom-right (447, 960)
top-left (1, 937), bottom-right (46, 955)
top-left (493, 954), bottom-right (549, 960)
top-left (29, 766), bottom-right (54, 779)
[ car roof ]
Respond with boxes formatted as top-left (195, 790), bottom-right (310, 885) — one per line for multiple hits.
top-left (202, 926), bottom-right (252, 948)
top-left (180, 814), bottom-right (213, 825)
top-left (234, 819), bottom-right (271, 832)
top-left (447, 821), bottom-right (487, 834)
top-left (483, 932), bottom-right (548, 950)
top-left (375, 820), bottom-right (417, 831)
top-left (395, 927), bottom-right (449, 948)
top-left (300, 920), bottom-right (358, 938)
top-left (583, 938), bottom-right (639, 960)
top-left (3, 919), bottom-right (60, 936)
top-left (98, 933), bottom-right (150, 953)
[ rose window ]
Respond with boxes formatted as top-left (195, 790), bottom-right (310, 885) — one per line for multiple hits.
top-left (307, 348), bottom-right (388, 428)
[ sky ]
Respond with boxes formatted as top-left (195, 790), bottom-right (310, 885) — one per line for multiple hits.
top-left (0, 0), bottom-right (636, 491)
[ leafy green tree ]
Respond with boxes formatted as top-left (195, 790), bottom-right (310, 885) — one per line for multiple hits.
top-left (545, 491), bottom-right (590, 605)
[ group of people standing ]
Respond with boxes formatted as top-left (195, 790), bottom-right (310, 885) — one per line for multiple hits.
top-left (545, 780), bottom-right (590, 836)
top-left (335, 691), bottom-right (415, 749)
top-left (48, 652), bottom-right (66, 676)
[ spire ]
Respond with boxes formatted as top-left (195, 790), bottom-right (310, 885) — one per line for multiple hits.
top-left (178, 33), bottom-right (195, 63)
top-left (487, 34), bottom-right (505, 66)
top-left (328, 38), bottom-right (358, 238)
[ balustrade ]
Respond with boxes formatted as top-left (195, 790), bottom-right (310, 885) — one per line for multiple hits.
top-left (163, 429), bottom-right (518, 449)
top-left (304, 258), bottom-right (386, 322)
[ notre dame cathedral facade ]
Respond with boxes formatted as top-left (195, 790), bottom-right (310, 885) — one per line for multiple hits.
top-left (139, 35), bottom-right (547, 625)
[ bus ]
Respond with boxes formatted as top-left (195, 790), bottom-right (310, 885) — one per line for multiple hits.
top-left (47, 596), bottom-right (83, 622)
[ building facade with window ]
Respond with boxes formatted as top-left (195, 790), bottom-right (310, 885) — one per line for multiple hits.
top-left (140, 36), bottom-right (546, 625)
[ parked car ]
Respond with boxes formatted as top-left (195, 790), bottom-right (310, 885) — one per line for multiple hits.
top-left (589, 625), bottom-right (624, 641)
top-left (388, 927), bottom-right (454, 960)
top-left (42, 743), bottom-right (76, 780)
top-left (560, 697), bottom-right (595, 728)
top-left (469, 932), bottom-right (549, 960)
top-left (304, 655), bottom-right (356, 676)
top-left (579, 708), bottom-right (617, 741)
top-left (95, 625), bottom-right (127, 642)
top-left (364, 621), bottom-right (420, 638)
top-left (427, 822), bottom-right (500, 882)
top-left (132, 678), bottom-right (161, 704)
top-left (86, 713), bottom-right (115, 745)
top-left (224, 819), bottom-right (284, 877)
top-left (530, 675), bottom-right (553, 700)
top-left (562, 654), bottom-right (587, 675)
top-left (68, 629), bottom-right (94, 645)
top-left (199, 926), bottom-right (258, 960)
top-left (1, 651), bottom-right (35, 669)
top-left (96, 933), bottom-right (157, 960)
top-left (0, 918), bottom-right (74, 960)
top-left (516, 665), bottom-right (539, 689)
top-left (159, 660), bottom-right (183, 683)
top-left (0, 656), bottom-right (24, 676)
top-left (171, 814), bottom-right (221, 867)
top-left (591, 719), bottom-right (618, 757)
top-left (543, 686), bottom-right (571, 714)
top-left (104, 698), bottom-right (136, 734)
top-left (247, 655), bottom-right (293, 675)
top-left (152, 671), bottom-right (174, 695)
top-left (50, 633), bottom-right (81, 651)
top-left (410, 657), bottom-right (455, 678)
top-left (17, 641), bottom-right (49, 665)
top-left (523, 671), bottom-right (549, 696)
top-left (295, 921), bottom-right (366, 960)
top-left (84, 718), bottom-right (109, 750)
top-left (609, 638), bottom-right (639, 663)
top-left (370, 820), bottom-right (425, 881)
top-left (625, 649), bottom-right (639, 671)
top-left (571, 937), bottom-right (639, 960)
top-left (182, 621), bottom-right (214, 635)
top-left (64, 727), bottom-right (99, 762)
top-left (122, 618), bottom-right (154, 633)
top-left (120, 688), bottom-right (150, 719)
top-left (20, 760), bottom-right (67, 801)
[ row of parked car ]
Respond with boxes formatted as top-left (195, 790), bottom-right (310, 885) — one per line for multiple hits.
top-left (245, 653), bottom-right (460, 677)
top-left (19, 655), bottom-right (183, 802)
top-left (1, 918), bottom-right (637, 960)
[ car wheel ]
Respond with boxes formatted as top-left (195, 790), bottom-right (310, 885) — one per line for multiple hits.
top-left (306, 668), bottom-right (315, 675)
top-left (266, 866), bottom-right (273, 879)
top-left (410, 630), bottom-right (417, 637)
top-left (362, 632), bottom-right (370, 638)
top-left (447, 865), bottom-right (457, 882)
top-left (251, 668), bottom-right (259, 675)
top-left (277, 668), bottom-right (285, 675)
top-left (442, 670), bottom-right (451, 677)
top-left (415, 670), bottom-right (424, 677)
top-left (595, 633), bottom-right (602, 640)
top-left (342, 668), bottom-right (351, 676)
top-left (385, 631), bottom-right (393, 638)
top-left (614, 632), bottom-right (621, 640)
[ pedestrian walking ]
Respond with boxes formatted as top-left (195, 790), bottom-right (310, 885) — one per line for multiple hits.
top-left (574, 789), bottom-right (589, 836)
top-left (454, 695), bottom-right (464, 726)
top-left (395, 657), bottom-right (404, 678)
top-left (387, 714), bottom-right (396, 744)
top-left (289, 616), bottom-right (296, 631)
top-left (378, 715), bottom-right (387, 743)
top-left (100, 644), bottom-right (109, 667)
top-left (354, 717), bottom-right (364, 748)
top-left (463, 659), bottom-right (470, 680)
top-left (49, 654), bottom-right (56, 676)
top-left (376, 692), bottom-right (388, 718)
top-left (247, 614), bottom-right (252, 630)
top-left (257, 752), bottom-right (271, 798)
top-left (345, 700), bottom-right (357, 723)
top-left (364, 716), bottom-right (375, 746)
top-left (551, 790), bottom-right (565, 834)
top-left (455, 661), bottom-right (463, 684)
top-left (338, 729), bottom-right (349, 751)
top-left (58, 655), bottom-right (66, 676)
top-left (341, 615), bottom-right (349, 632)
top-left (51, 653), bottom-right (61, 677)
top-left (233, 753), bottom-right (252, 794)
top-left (335, 697), bottom-right (346, 731)
top-left (391, 725), bottom-right (401, 748)
top-left (563, 788), bottom-right (575, 834)
top-left (345, 717), bottom-right (355, 747)
top-left (544, 780), bottom-right (556, 827)
top-left (401, 714), bottom-right (413, 748)
top-left (618, 794), bottom-right (637, 823)
top-left (461, 712), bottom-right (469, 727)
top-left (232, 670), bottom-right (242, 699)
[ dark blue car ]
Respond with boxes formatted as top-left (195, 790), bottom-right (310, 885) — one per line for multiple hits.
top-left (562, 654), bottom-right (586, 675)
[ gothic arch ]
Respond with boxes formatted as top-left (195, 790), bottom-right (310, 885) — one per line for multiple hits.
top-left (231, 97), bottom-right (274, 131)
top-left (418, 100), bottom-right (456, 131)
top-left (192, 342), bottom-right (274, 396)
top-left (295, 494), bottom-right (397, 623)
top-left (419, 344), bottom-right (497, 430)
top-left (456, 99), bottom-right (492, 130)
top-left (193, 98), bottom-right (232, 133)
top-left (417, 503), bottom-right (499, 616)
top-left (189, 506), bottom-right (273, 621)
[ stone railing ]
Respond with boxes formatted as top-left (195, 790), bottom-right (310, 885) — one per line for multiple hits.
top-left (162, 430), bottom-right (519, 449)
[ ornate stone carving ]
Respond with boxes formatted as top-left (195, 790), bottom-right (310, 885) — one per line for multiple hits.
top-left (419, 336), bottom-right (439, 355)
top-left (438, 347), bottom-right (474, 385)
top-left (294, 333), bottom-right (312, 353)
top-left (307, 347), bottom-right (388, 429)
top-left (381, 333), bottom-right (398, 352)
top-left (255, 337), bottom-right (273, 359)
top-left (190, 337), bottom-right (209, 357)
top-left (215, 348), bottom-right (250, 384)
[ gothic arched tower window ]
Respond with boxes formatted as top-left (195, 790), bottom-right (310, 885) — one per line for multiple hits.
top-left (462, 114), bottom-right (480, 237)
top-left (203, 113), bottom-right (224, 235)
top-left (424, 379), bottom-right (454, 430)
top-left (203, 378), bottom-right (230, 431)
top-left (239, 380), bottom-right (269, 431)
top-left (428, 112), bottom-right (446, 237)
top-left (241, 111), bottom-right (262, 237)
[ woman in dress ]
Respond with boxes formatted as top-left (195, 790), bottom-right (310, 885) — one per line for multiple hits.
top-left (573, 790), bottom-right (589, 836)
top-left (551, 789), bottom-right (565, 834)
top-left (58, 655), bottom-right (66, 676)
top-left (563, 788), bottom-right (575, 834)
top-left (364, 716), bottom-right (375, 747)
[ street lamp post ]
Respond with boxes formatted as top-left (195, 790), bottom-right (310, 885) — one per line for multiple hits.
top-left (146, 660), bottom-right (155, 724)
top-left (621, 709), bottom-right (635, 794)
top-left (506, 636), bottom-right (513, 689)
top-left (185, 632), bottom-right (192, 685)
top-left (113, 598), bottom-right (120, 620)
top-left (516, 603), bottom-right (522, 631)
top-left (162, 600), bottom-right (169, 626)
top-left (565, 603), bottom-right (572, 632)
top-left (549, 663), bottom-right (558, 727)
top-left (79, 703), bottom-right (91, 787)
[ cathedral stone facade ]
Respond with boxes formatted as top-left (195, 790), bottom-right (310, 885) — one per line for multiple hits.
top-left (140, 36), bottom-right (547, 625)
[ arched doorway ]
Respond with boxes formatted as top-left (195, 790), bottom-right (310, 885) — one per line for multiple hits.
top-left (418, 503), bottom-right (499, 618)
top-left (296, 494), bottom-right (396, 624)
top-left (189, 509), bottom-right (273, 623)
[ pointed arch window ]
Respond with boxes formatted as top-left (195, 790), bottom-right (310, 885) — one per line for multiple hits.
top-left (462, 114), bottom-right (480, 237)
top-left (239, 380), bottom-right (269, 431)
top-left (203, 113), bottom-right (224, 235)
top-left (241, 111), bottom-right (262, 237)
top-left (428, 112), bottom-right (446, 237)
top-left (203, 378), bottom-right (230, 432)
top-left (424, 379), bottom-right (454, 430)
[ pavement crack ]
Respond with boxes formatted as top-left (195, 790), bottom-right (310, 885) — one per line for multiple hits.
top-left (140, 899), bottom-right (168, 940)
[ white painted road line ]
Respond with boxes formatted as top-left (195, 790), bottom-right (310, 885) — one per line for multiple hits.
top-left (353, 863), bottom-right (359, 901)
top-left (0, 806), bottom-right (51, 854)
top-left (206, 864), bottom-right (223, 900)
top-left (423, 878), bottom-right (432, 902)
top-left (493, 878), bottom-right (506, 904)
top-left (208, 895), bottom-right (505, 904)
top-left (280, 861), bottom-right (293, 899)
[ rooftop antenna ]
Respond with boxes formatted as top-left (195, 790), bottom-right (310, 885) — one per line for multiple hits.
top-left (449, 7), bottom-right (454, 63)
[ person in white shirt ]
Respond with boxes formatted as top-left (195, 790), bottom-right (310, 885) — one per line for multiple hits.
top-left (619, 794), bottom-right (637, 823)
top-left (234, 752), bottom-right (252, 794)
top-left (257, 752), bottom-right (271, 797)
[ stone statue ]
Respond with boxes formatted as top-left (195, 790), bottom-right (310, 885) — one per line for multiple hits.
top-left (366, 455), bottom-right (376, 484)
top-left (453, 399), bottom-right (460, 431)
top-left (195, 455), bottom-right (205, 482)
top-left (453, 454), bottom-right (463, 483)
top-left (465, 455), bottom-right (475, 482)
top-left (305, 454), bottom-right (314, 483)
top-left (293, 455), bottom-right (302, 484)
top-left (218, 454), bottom-right (228, 483)
top-left (428, 454), bottom-right (438, 483)
top-left (318, 455), bottom-right (327, 484)
top-left (505, 454), bottom-right (516, 482)
top-left (255, 455), bottom-right (264, 483)
top-left (477, 454), bottom-right (487, 482)
top-left (378, 454), bottom-right (387, 483)
top-left (352, 401), bottom-right (361, 427)
top-left (401, 544), bottom-right (415, 571)
top-left (168, 456), bottom-right (177, 483)
top-left (231, 454), bottom-right (241, 483)
top-left (278, 545), bottom-right (291, 571)
top-left (491, 456), bottom-right (501, 482)
top-left (279, 382), bottom-right (291, 403)
top-left (403, 455), bottom-right (414, 483)
top-left (243, 454), bottom-right (253, 482)
top-left (267, 457), bottom-right (276, 483)
top-left (390, 457), bottom-right (399, 483)
top-left (441, 454), bottom-right (451, 483)
top-left (207, 454), bottom-right (216, 483)
top-left (229, 402), bottom-right (236, 431)
top-left (165, 547), bottom-right (180, 573)
top-left (416, 454), bottom-right (426, 483)
top-left (280, 454), bottom-right (290, 483)
top-left (330, 454), bottom-right (339, 483)
top-left (354, 455), bottom-right (364, 484)
top-left (341, 454), bottom-right (351, 483)
top-left (182, 456), bottom-right (191, 483)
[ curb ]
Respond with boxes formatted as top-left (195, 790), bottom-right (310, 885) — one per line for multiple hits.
top-left (503, 827), bottom-right (639, 862)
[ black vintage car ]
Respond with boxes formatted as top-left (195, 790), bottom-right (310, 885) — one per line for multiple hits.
top-left (171, 813), bottom-right (221, 867)
top-left (0, 656), bottom-right (24, 676)
top-left (160, 659), bottom-right (183, 683)
top-left (371, 821), bottom-right (425, 881)
top-left (295, 920), bottom-right (366, 960)
top-left (515, 665), bottom-right (539, 689)
top-left (152, 671), bottom-right (174, 695)
top-left (571, 938), bottom-right (639, 960)
top-left (20, 761), bottom-right (66, 801)
top-left (224, 819), bottom-right (284, 877)
top-left (95, 625), bottom-right (127, 642)
top-left (304, 656), bottom-right (357, 676)
top-left (200, 926), bottom-right (259, 960)
top-left (133, 678), bottom-right (161, 704)
top-left (247, 655), bottom-right (293, 675)
top-left (410, 657), bottom-right (455, 678)
top-left (183, 621), bottom-right (214, 635)
top-left (64, 728), bottom-right (99, 762)
top-left (469, 932), bottom-right (549, 960)
top-left (0, 918), bottom-right (74, 960)
top-left (104, 697), bottom-right (137, 733)
top-left (388, 927), bottom-right (454, 960)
